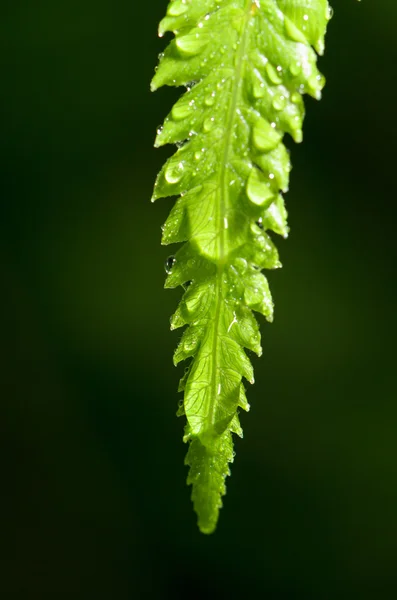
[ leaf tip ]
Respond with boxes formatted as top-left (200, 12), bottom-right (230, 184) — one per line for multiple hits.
top-left (198, 523), bottom-right (217, 535)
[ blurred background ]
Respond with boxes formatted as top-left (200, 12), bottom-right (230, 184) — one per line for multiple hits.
top-left (1, 0), bottom-right (396, 598)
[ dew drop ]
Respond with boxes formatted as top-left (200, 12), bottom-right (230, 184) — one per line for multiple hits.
top-left (184, 336), bottom-right (197, 353)
top-left (326, 5), bottom-right (334, 20)
top-left (284, 16), bottom-right (307, 44)
top-left (272, 93), bottom-right (286, 111)
top-left (172, 102), bottom-right (191, 121)
top-left (167, 0), bottom-right (189, 17)
top-left (203, 116), bottom-right (215, 132)
top-left (252, 118), bottom-right (281, 152)
top-left (265, 63), bottom-right (282, 85)
top-left (246, 169), bottom-right (275, 208)
top-left (252, 79), bottom-right (265, 99)
top-left (290, 62), bottom-right (302, 77)
top-left (204, 93), bottom-right (215, 106)
top-left (165, 256), bottom-right (176, 274)
top-left (176, 34), bottom-right (208, 56)
top-left (185, 80), bottom-right (199, 91)
top-left (165, 161), bottom-right (184, 184)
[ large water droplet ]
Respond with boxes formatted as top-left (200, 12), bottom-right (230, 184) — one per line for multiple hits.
top-left (252, 118), bottom-right (281, 152)
top-left (252, 79), bottom-right (265, 99)
top-left (172, 102), bottom-right (191, 121)
top-left (165, 256), bottom-right (176, 274)
top-left (184, 336), bottom-right (198, 353)
top-left (167, 0), bottom-right (189, 17)
top-left (290, 62), bottom-right (302, 77)
top-left (265, 63), bottom-right (282, 85)
top-left (165, 161), bottom-right (184, 184)
top-left (272, 93), bottom-right (287, 111)
top-left (176, 33), bottom-right (208, 56)
top-left (326, 5), bottom-right (334, 20)
top-left (203, 117), bottom-right (215, 132)
top-left (246, 169), bottom-right (275, 208)
top-left (284, 17), bottom-right (307, 44)
top-left (185, 80), bottom-right (199, 91)
top-left (205, 93), bottom-right (215, 106)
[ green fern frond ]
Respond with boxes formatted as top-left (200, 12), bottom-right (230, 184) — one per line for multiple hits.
top-left (152, 0), bottom-right (332, 534)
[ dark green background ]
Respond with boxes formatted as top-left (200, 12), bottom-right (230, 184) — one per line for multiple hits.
top-left (1, 1), bottom-right (396, 598)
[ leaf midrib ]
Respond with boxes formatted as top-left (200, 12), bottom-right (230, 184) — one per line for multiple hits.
top-left (208, 0), bottom-right (254, 432)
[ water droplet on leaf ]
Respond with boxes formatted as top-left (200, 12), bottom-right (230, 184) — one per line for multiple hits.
top-left (290, 62), bottom-right (302, 77)
top-left (165, 256), bottom-right (176, 274)
top-left (246, 169), bottom-right (275, 208)
top-left (176, 34), bottom-right (208, 56)
top-left (172, 102), bottom-right (191, 121)
top-left (252, 79), bottom-right (265, 99)
top-left (272, 93), bottom-right (286, 111)
top-left (252, 118), bottom-right (281, 152)
top-left (167, 0), bottom-right (189, 17)
top-left (265, 63), bottom-right (282, 85)
top-left (165, 161), bottom-right (184, 184)
top-left (203, 117), bottom-right (215, 132)
top-left (326, 5), bottom-right (334, 20)
top-left (284, 16), bottom-right (307, 44)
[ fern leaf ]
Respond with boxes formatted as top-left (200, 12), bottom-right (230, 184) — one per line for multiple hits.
top-left (152, 0), bottom-right (332, 533)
